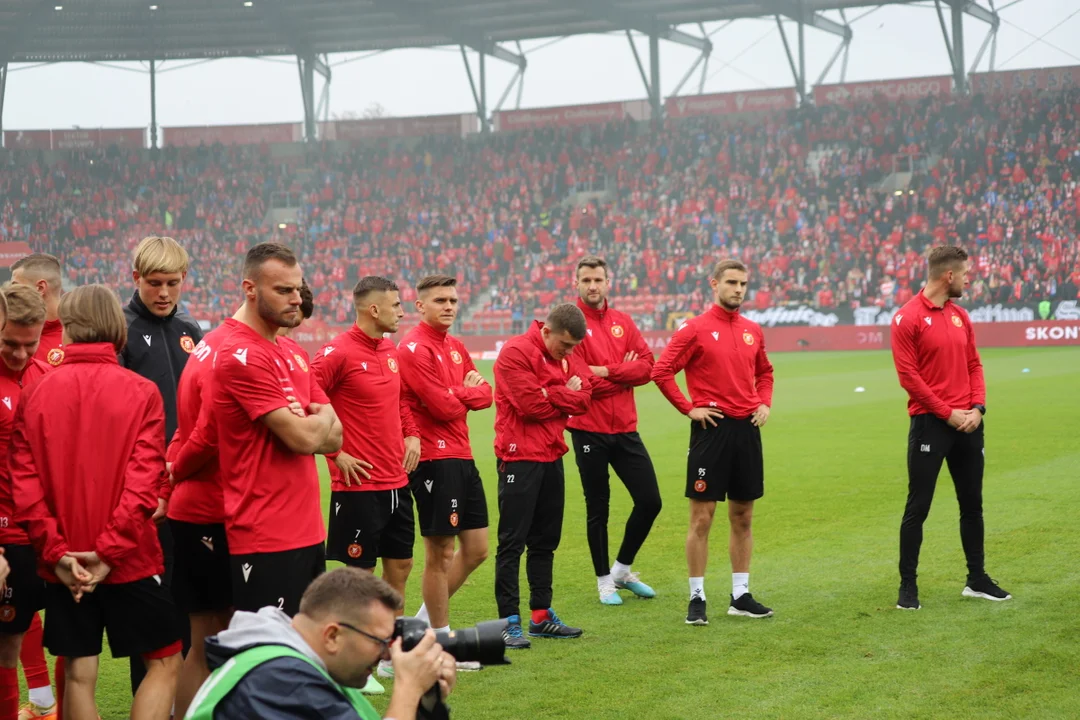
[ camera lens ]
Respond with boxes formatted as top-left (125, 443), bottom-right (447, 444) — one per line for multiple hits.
top-left (394, 617), bottom-right (510, 666)
top-left (433, 620), bottom-right (509, 666)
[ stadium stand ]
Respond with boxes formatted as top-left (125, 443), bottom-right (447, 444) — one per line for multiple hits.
top-left (1, 85), bottom-right (1078, 336)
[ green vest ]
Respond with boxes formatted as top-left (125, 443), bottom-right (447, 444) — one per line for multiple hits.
top-left (185, 644), bottom-right (381, 720)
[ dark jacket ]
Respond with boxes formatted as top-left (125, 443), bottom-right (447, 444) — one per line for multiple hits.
top-left (204, 608), bottom-right (372, 720)
top-left (121, 292), bottom-right (202, 444)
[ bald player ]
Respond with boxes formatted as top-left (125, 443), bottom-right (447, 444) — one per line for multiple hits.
top-left (10, 254), bottom-right (64, 366)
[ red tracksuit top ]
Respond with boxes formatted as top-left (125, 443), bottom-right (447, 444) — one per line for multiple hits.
top-left (34, 319), bottom-right (64, 367)
top-left (0, 358), bottom-right (49, 545)
top-left (566, 299), bottom-right (654, 435)
top-left (312, 325), bottom-right (419, 492)
top-left (652, 305), bottom-right (775, 420)
top-left (12, 344), bottom-right (166, 583)
top-left (165, 318), bottom-right (240, 525)
top-left (891, 290), bottom-right (986, 420)
top-left (397, 322), bottom-right (493, 461)
top-left (494, 321), bottom-right (593, 463)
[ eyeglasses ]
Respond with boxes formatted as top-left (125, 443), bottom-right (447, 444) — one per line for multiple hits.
top-left (337, 621), bottom-right (393, 655)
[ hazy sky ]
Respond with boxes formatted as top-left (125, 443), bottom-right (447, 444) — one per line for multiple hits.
top-left (4, 0), bottom-right (1078, 130)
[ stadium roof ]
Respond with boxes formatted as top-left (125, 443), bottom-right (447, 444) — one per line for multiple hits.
top-left (0, 0), bottom-right (947, 63)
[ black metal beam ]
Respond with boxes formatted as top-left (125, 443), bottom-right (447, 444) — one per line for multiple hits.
top-left (374, 0), bottom-right (526, 69)
top-left (571, 0), bottom-right (712, 53)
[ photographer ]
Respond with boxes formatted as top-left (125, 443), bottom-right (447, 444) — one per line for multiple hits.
top-left (189, 568), bottom-right (456, 720)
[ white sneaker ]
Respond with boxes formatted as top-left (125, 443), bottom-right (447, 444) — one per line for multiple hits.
top-left (376, 660), bottom-right (395, 679)
top-left (599, 577), bottom-right (623, 605)
top-left (455, 660), bottom-right (483, 671)
top-left (361, 674), bottom-right (385, 695)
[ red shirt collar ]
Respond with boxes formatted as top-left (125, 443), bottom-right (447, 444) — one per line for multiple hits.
top-left (916, 289), bottom-right (952, 311)
top-left (526, 320), bottom-right (556, 360)
top-left (708, 304), bottom-right (740, 323)
top-left (59, 343), bottom-right (120, 365)
top-left (416, 321), bottom-right (450, 345)
top-left (576, 297), bottom-right (608, 320)
top-left (349, 324), bottom-right (388, 351)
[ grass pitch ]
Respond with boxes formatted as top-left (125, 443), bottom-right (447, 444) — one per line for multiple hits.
top-left (81, 347), bottom-right (1079, 718)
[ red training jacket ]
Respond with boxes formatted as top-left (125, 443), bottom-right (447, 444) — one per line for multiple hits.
top-left (567, 299), bottom-right (653, 435)
top-left (312, 325), bottom-right (419, 492)
top-left (0, 358), bottom-right (50, 545)
top-left (890, 290), bottom-right (986, 419)
top-left (398, 322), bottom-right (493, 461)
top-left (494, 321), bottom-right (593, 462)
top-left (12, 344), bottom-right (165, 584)
top-left (166, 318), bottom-right (240, 524)
top-left (34, 319), bottom-right (64, 367)
top-left (652, 305), bottom-right (774, 420)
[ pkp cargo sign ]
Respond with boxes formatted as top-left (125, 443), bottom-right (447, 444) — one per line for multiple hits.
top-left (814, 75), bottom-right (952, 107)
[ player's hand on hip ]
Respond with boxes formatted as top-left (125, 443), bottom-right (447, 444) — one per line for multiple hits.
top-left (403, 436), bottom-right (422, 474)
top-left (566, 375), bottom-right (583, 391)
top-left (751, 404), bottom-right (771, 427)
top-left (334, 451), bottom-right (372, 486)
top-left (688, 407), bottom-right (724, 428)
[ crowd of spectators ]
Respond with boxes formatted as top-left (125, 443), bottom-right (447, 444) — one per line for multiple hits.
top-left (1, 82), bottom-right (1078, 335)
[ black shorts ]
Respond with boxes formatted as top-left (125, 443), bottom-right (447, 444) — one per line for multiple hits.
top-left (326, 488), bottom-right (414, 569)
top-left (230, 543), bottom-right (325, 617)
top-left (685, 417), bottom-right (764, 502)
top-left (43, 576), bottom-right (180, 658)
top-left (170, 519), bottom-right (232, 614)
top-left (0, 544), bottom-right (45, 635)
top-left (409, 459), bottom-right (489, 537)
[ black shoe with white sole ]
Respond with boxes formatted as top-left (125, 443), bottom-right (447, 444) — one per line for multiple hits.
top-left (728, 593), bottom-right (773, 618)
top-left (962, 574), bottom-right (1011, 601)
top-left (897, 580), bottom-right (921, 610)
top-left (685, 597), bottom-right (708, 625)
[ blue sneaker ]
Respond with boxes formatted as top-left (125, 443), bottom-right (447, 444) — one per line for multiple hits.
top-left (528, 608), bottom-right (583, 639)
top-left (599, 578), bottom-right (623, 605)
top-left (502, 615), bottom-right (531, 649)
top-left (614, 572), bottom-right (656, 599)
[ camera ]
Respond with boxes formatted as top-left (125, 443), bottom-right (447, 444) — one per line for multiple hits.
top-left (394, 617), bottom-right (510, 667)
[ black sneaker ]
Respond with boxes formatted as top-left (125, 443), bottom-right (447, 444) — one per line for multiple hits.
top-left (728, 593), bottom-right (773, 618)
top-left (962, 574), bottom-right (1012, 601)
top-left (686, 596), bottom-right (708, 625)
top-left (528, 608), bottom-right (583, 639)
top-left (897, 580), bottom-right (921, 610)
top-left (502, 615), bottom-right (531, 649)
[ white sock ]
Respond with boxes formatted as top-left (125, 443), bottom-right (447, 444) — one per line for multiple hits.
top-left (732, 572), bottom-right (749, 600)
top-left (597, 574), bottom-right (614, 591)
top-left (689, 577), bottom-right (705, 601)
top-left (611, 561), bottom-right (631, 580)
top-left (415, 603), bottom-right (430, 625)
top-left (435, 625), bottom-right (450, 633)
top-left (28, 686), bottom-right (56, 709)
